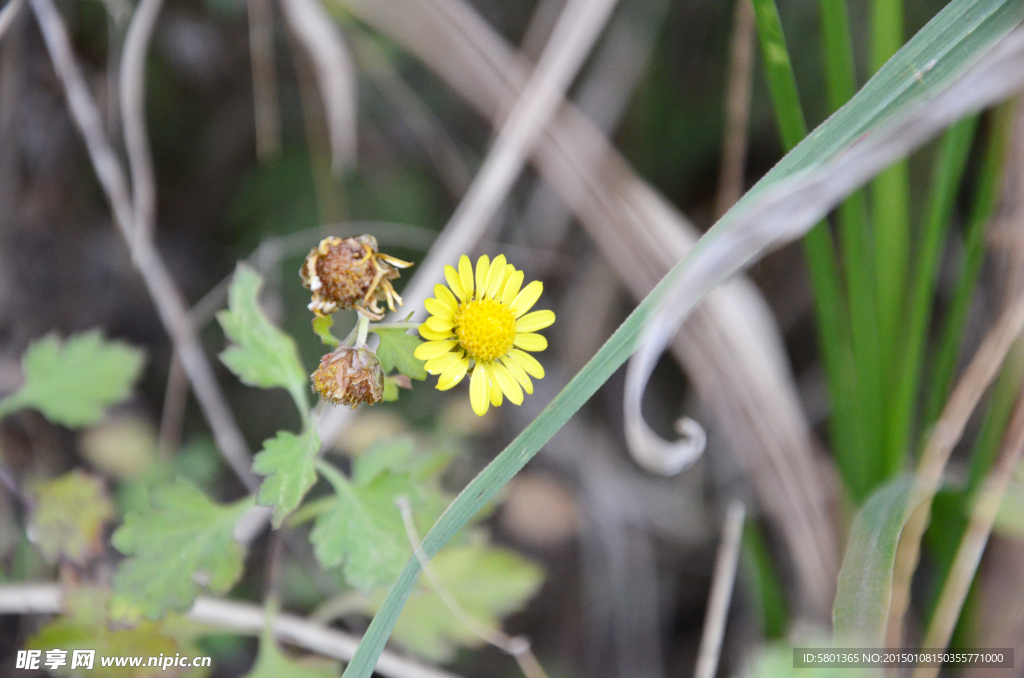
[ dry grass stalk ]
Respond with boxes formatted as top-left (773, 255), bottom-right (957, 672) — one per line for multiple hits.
top-left (715, 0), bottom-right (756, 219)
top-left (913, 387), bottom-right (1024, 678)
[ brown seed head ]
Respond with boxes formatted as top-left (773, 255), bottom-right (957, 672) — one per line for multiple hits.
top-left (312, 346), bottom-right (385, 408)
top-left (300, 235), bottom-right (412, 319)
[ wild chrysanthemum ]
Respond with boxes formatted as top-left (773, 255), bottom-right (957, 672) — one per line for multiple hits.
top-left (300, 235), bottom-right (412, 320)
top-left (414, 255), bottom-right (555, 416)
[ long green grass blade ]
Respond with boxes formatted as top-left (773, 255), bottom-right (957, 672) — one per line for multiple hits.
top-left (869, 2), bottom-right (912, 435)
top-left (342, 2), bottom-right (1024, 674)
top-left (925, 101), bottom-right (1017, 423)
top-left (885, 117), bottom-right (978, 472)
top-left (820, 0), bottom-right (886, 502)
top-left (753, 0), bottom-right (865, 494)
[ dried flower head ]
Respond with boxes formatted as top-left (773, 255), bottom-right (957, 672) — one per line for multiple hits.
top-left (300, 235), bottom-right (413, 320)
top-left (415, 254), bottom-right (554, 416)
top-left (312, 346), bottom-right (385, 408)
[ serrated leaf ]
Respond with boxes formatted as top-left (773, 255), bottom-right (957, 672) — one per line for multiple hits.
top-left (0, 331), bottom-right (145, 427)
top-left (244, 624), bottom-right (341, 678)
top-left (29, 471), bottom-right (114, 565)
top-left (372, 328), bottom-right (426, 380)
top-left (217, 263), bottom-right (310, 414)
top-left (27, 587), bottom-right (208, 678)
top-left (253, 426), bottom-right (321, 528)
top-left (312, 315), bottom-right (341, 347)
top-left (310, 465), bottom-right (417, 591)
top-left (111, 480), bottom-right (255, 619)
top-left (368, 542), bottom-right (543, 662)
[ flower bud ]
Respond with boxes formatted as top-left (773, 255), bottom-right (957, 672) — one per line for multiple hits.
top-left (312, 346), bottom-right (385, 408)
top-left (300, 235), bottom-right (412, 319)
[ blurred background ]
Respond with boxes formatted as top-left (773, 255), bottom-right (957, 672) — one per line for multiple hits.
top-left (2, 0), bottom-right (1024, 676)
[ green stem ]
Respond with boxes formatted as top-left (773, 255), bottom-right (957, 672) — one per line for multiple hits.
top-left (355, 314), bottom-right (370, 348)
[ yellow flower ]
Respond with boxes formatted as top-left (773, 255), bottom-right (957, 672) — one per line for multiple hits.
top-left (414, 255), bottom-right (555, 416)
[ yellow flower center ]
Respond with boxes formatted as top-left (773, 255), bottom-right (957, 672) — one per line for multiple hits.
top-left (455, 298), bottom-right (517, 362)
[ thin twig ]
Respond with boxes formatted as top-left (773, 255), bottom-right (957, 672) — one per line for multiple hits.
top-left (0, 584), bottom-right (463, 678)
top-left (119, 0), bottom-right (162, 250)
top-left (247, 0), bottom-right (281, 163)
top-left (0, 0), bottom-right (24, 44)
top-left (157, 353), bottom-right (188, 456)
top-left (714, 0), bottom-right (756, 219)
top-left (395, 497), bottom-right (550, 678)
top-left (912, 369), bottom-right (1024, 676)
top-left (694, 501), bottom-right (746, 678)
top-left (27, 0), bottom-right (257, 489)
top-left (887, 280), bottom-right (1024, 646)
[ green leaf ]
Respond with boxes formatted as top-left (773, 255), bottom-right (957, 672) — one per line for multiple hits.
top-left (833, 476), bottom-right (918, 643)
top-left (367, 542), bottom-right (543, 662)
top-left (373, 328), bottom-right (426, 380)
top-left (29, 471), bottom-right (115, 565)
top-left (217, 263), bottom-right (310, 415)
top-left (27, 587), bottom-right (207, 678)
top-left (111, 480), bottom-right (255, 619)
top-left (310, 463), bottom-right (416, 591)
top-left (383, 378), bottom-right (399, 401)
top-left (253, 426), bottom-right (321, 528)
top-left (244, 624), bottom-right (340, 678)
top-left (341, 0), bottom-right (1024, 674)
top-left (351, 436), bottom-right (416, 486)
top-left (0, 331), bottom-right (145, 427)
top-left (313, 315), bottom-right (341, 347)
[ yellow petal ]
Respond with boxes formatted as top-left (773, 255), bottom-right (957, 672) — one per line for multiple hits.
top-left (424, 350), bottom-right (463, 375)
top-left (425, 316), bottom-right (455, 332)
top-left (425, 298), bottom-right (454, 320)
top-left (434, 283), bottom-right (459, 310)
top-left (509, 349), bottom-right (545, 379)
top-left (475, 255), bottom-right (490, 299)
top-left (414, 339), bottom-right (457, 361)
top-left (459, 255), bottom-right (475, 299)
top-left (485, 255), bottom-right (507, 298)
top-left (437, 357), bottom-right (470, 390)
top-left (516, 309), bottom-right (555, 333)
top-left (501, 270), bottom-right (524, 306)
top-left (513, 332), bottom-right (547, 352)
top-left (492, 362), bottom-right (523, 405)
top-left (487, 369), bottom-right (503, 407)
top-left (469, 365), bottom-right (489, 416)
top-left (511, 280), bottom-right (543, 317)
top-left (418, 324), bottom-right (452, 341)
top-left (500, 356), bottom-right (533, 394)
top-left (445, 265), bottom-right (467, 302)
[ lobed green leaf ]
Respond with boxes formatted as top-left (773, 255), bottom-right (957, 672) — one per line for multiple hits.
top-left (0, 331), bottom-right (145, 427)
top-left (253, 426), bottom-right (321, 528)
top-left (111, 480), bottom-right (255, 619)
top-left (373, 328), bottom-right (426, 380)
top-left (217, 264), bottom-right (310, 415)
